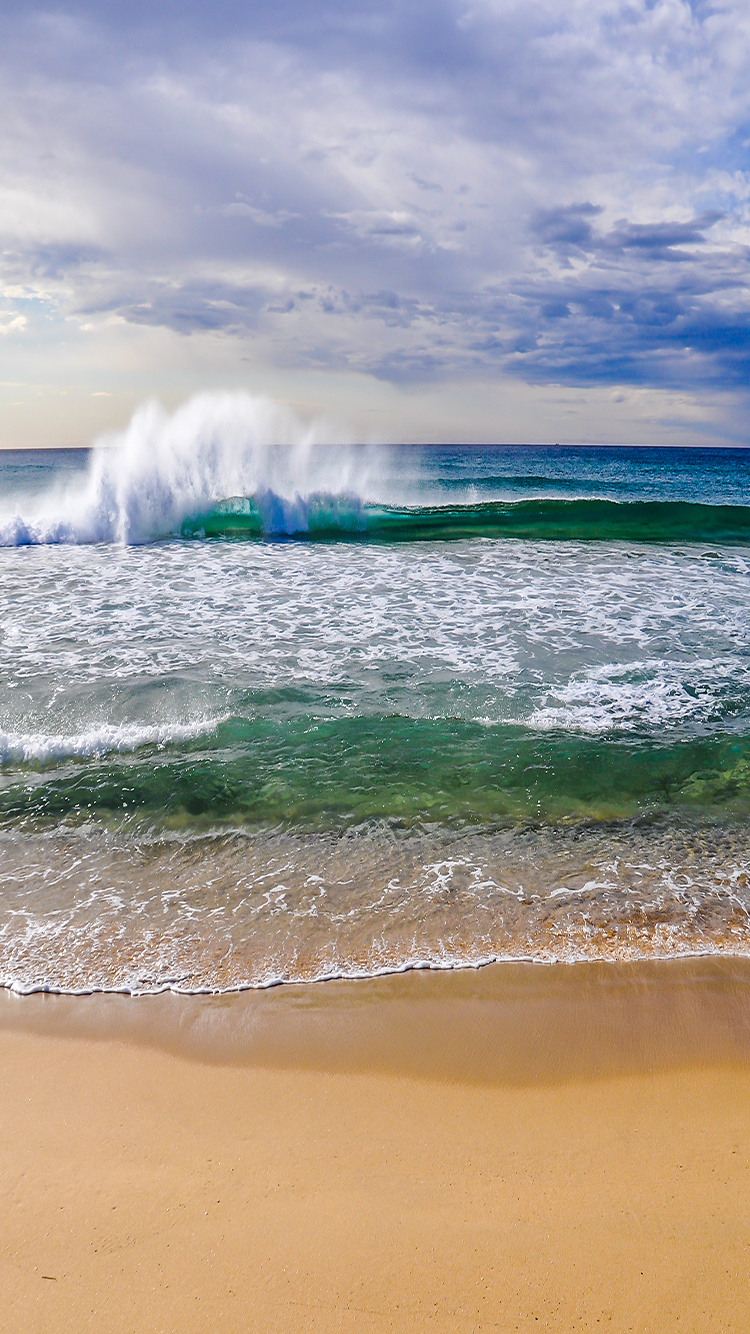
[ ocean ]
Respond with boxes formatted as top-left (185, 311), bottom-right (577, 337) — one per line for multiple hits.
top-left (1, 395), bottom-right (749, 994)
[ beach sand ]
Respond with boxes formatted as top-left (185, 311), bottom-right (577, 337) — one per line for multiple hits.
top-left (2, 960), bottom-right (750, 1332)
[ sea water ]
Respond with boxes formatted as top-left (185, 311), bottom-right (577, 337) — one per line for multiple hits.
top-left (1, 395), bottom-right (749, 993)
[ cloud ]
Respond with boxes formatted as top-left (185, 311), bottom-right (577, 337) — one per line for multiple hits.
top-left (0, 313), bottom-right (27, 336)
top-left (1, 0), bottom-right (750, 439)
top-left (531, 204), bottom-right (604, 255)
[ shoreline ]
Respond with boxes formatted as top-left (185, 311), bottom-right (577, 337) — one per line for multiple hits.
top-left (3, 953), bottom-right (750, 1082)
top-left (4, 956), bottom-right (750, 1331)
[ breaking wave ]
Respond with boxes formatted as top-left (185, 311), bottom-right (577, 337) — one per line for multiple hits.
top-left (0, 391), bottom-right (353, 546)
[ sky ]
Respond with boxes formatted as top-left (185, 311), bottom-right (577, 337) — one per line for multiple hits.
top-left (2, 0), bottom-right (750, 447)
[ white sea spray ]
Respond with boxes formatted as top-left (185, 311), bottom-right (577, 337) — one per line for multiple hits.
top-left (0, 391), bottom-right (372, 545)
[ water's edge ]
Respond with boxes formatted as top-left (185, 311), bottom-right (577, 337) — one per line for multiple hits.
top-left (3, 956), bottom-right (750, 1086)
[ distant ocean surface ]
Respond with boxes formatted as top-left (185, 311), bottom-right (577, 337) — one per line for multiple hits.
top-left (1, 399), bottom-right (749, 994)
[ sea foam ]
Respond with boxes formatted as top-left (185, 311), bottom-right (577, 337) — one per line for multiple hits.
top-left (0, 719), bottom-right (218, 767)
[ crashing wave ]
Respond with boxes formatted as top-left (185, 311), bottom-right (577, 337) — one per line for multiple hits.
top-left (0, 391), bottom-right (354, 546)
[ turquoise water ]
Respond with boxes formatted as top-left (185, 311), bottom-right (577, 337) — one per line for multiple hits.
top-left (182, 495), bottom-right (750, 544)
top-left (1, 424), bottom-right (749, 992)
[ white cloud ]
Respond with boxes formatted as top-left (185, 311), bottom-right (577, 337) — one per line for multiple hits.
top-left (0, 313), bottom-right (27, 335)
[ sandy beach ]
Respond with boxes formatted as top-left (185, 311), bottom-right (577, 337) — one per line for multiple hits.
top-left (2, 959), bottom-right (750, 1332)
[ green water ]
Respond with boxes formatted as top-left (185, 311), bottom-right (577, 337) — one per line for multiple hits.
top-left (183, 497), bottom-right (750, 544)
top-left (4, 717), bottom-right (750, 831)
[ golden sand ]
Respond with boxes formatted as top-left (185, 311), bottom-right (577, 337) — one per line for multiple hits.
top-left (2, 960), bottom-right (750, 1332)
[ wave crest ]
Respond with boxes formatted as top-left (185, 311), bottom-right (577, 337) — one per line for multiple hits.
top-left (0, 719), bottom-right (218, 767)
top-left (183, 496), bottom-right (750, 545)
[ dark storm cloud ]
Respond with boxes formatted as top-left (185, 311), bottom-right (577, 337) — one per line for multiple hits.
top-left (531, 205), bottom-right (604, 255)
top-left (2, 0), bottom-right (750, 398)
top-left (603, 213), bottom-right (725, 258)
top-left (497, 208), bottom-right (750, 387)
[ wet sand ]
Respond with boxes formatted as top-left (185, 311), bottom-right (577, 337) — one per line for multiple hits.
top-left (2, 959), bottom-right (750, 1331)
